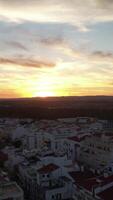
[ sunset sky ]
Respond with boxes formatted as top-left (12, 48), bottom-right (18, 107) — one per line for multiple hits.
top-left (0, 0), bottom-right (113, 98)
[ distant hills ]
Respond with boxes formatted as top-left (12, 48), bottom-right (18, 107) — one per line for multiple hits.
top-left (0, 96), bottom-right (113, 119)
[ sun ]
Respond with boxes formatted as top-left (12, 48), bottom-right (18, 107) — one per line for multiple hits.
top-left (31, 76), bottom-right (57, 97)
top-left (37, 91), bottom-right (55, 97)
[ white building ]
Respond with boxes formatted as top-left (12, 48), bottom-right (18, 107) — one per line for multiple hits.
top-left (79, 132), bottom-right (113, 169)
top-left (17, 159), bottom-right (73, 200)
top-left (37, 163), bottom-right (73, 200)
top-left (3, 146), bottom-right (25, 171)
top-left (11, 126), bottom-right (28, 141)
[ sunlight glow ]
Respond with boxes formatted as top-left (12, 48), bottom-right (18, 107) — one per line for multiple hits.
top-left (35, 91), bottom-right (55, 97)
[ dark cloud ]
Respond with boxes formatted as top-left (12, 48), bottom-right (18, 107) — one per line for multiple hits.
top-left (91, 51), bottom-right (113, 59)
top-left (5, 41), bottom-right (27, 50)
top-left (40, 37), bottom-right (63, 45)
top-left (0, 57), bottom-right (55, 68)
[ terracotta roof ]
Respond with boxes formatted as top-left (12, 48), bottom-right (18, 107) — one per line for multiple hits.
top-left (79, 178), bottom-right (100, 191)
top-left (38, 163), bottom-right (59, 174)
top-left (104, 132), bottom-right (113, 137)
top-left (85, 175), bottom-right (113, 191)
top-left (69, 171), bottom-right (113, 192)
top-left (99, 175), bottom-right (113, 187)
top-left (69, 171), bottom-right (94, 183)
top-left (68, 135), bottom-right (88, 142)
top-left (68, 136), bottom-right (81, 142)
top-left (0, 151), bottom-right (8, 162)
top-left (98, 186), bottom-right (113, 200)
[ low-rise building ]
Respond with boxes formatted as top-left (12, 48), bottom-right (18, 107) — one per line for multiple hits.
top-left (0, 182), bottom-right (24, 200)
top-left (79, 132), bottom-right (113, 169)
top-left (37, 164), bottom-right (73, 200)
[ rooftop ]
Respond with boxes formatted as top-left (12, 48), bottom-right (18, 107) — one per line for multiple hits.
top-left (0, 151), bottom-right (8, 162)
top-left (98, 185), bottom-right (113, 200)
top-left (69, 171), bottom-right (113, 192)
top-left (0, 182), bottom-right (23, 199)
top-left (68, 134), bottom-right (90, 142)
top-left (38, 163), bottom-right (59, 174)
top-left (69, 170), bottom-right (95, 184)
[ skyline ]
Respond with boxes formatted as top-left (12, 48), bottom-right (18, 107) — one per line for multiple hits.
top-left (0, 0), bottom-right (113, 98)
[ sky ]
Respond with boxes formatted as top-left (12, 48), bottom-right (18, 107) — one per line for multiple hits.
top-left (0, 0), bottom-right (113, 98)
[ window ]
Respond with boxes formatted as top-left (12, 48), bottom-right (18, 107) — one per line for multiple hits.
top-left (57, 193), bottom-right (62, 200)
top-left (109, 167), bottom-right (112, 172)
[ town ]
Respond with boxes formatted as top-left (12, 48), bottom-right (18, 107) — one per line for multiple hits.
top-left (0, 117), bottom-right (113, 200)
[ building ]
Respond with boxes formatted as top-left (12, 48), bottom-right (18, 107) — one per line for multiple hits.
top-left (0, 151), bottom-right (8, 167)
top-left (17, 160), bottom-right (73, 200)
top-left (0, 182), bottom-right (24, 200)
top-left (69, 170), bottom-right (113, 200)
top-left (37, 163), bottom-right (73, 200)
top-left (79, 132), bottom-right (113, 170)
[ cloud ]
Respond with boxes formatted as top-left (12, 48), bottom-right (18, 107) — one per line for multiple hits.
top-left (0, 57), bottom-right (55, 68)
top-left (0, 0), bottom-right (113, 29)
top-left (91, 51), bottom-right (113, 59)
top-left (40, 37), bottom-right (65, 47)
top-left (0, 1), bottom-right (113, 97)
top-left (87, 51), bottom-right (113, 67)
top-left (5, 41), bottom-right (27, 50)
top-left (59, 44), bottom-right (113, 64)
top-left (36, 33), bottom-right (113, 71)
top-left (95, 0), bottom-right (113, 8)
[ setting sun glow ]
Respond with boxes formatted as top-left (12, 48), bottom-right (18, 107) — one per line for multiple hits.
top-left (36, 91), bottom-right (55, 97)
top-left (0, 0), bottom-right (113, 98)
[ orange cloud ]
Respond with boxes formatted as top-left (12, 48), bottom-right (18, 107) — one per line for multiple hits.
top-left (0, 57), bottom-right (55, 68)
